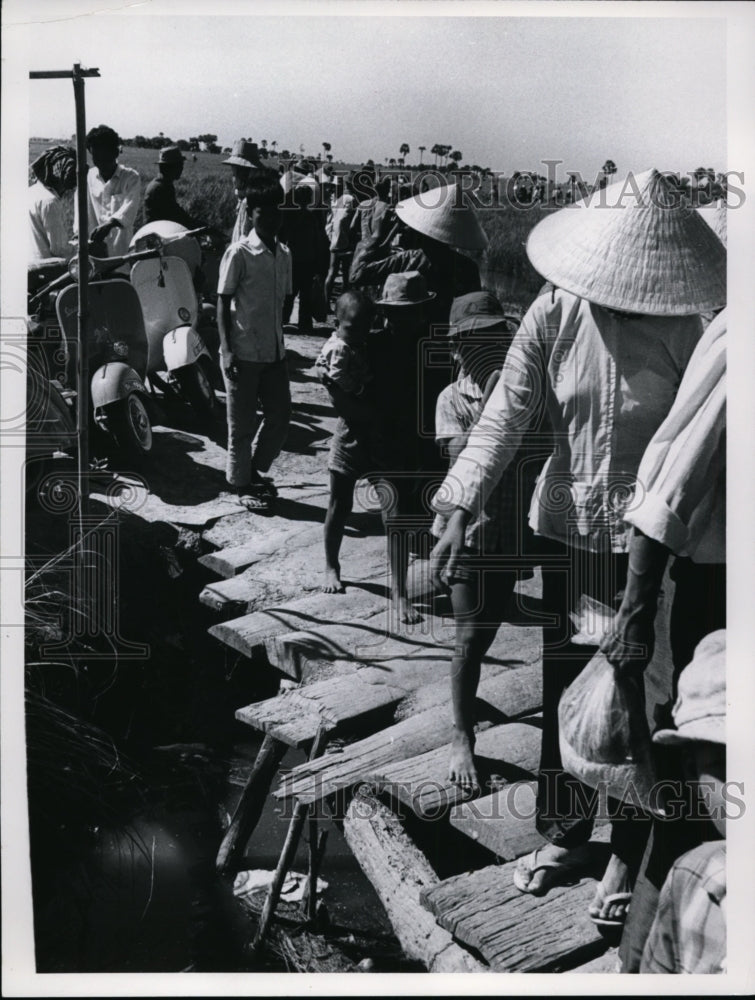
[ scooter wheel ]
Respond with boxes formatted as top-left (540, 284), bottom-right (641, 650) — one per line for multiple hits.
top-left (176, 358), bottom-right (217, 417)
top-left (108, 393), bottom-right (153, 457)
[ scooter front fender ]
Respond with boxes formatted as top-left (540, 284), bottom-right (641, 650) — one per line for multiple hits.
top-left (162, 326), bottom-right (209, 372)
top-left (91, 363), bottom-right (147, 410)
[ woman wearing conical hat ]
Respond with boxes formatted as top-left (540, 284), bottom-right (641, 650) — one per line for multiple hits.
top-left (349, 181), bottom-right (485, 324)
top-left (430, 169), bottom-right (726, 926)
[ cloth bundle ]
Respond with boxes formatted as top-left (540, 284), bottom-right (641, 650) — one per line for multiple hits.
top-left (31, 146), bottom-right (77, 192)
top-left (558, 649), bottom-right (657, 809)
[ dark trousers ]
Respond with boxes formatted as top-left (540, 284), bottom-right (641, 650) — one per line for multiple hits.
top-left (284, 260), bottom-right (316, 329)
top-left (619, 559), bottom-right (726, 972)
top-left (222, 359), bottom-right (291, 486)
top-left (536, 542), bottom-right (651, 870)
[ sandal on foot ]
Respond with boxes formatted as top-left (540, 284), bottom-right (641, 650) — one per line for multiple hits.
top-left (236, 486), bottom-right (273, 512)
top-left (252, 475), bottom-right (278, 498)
top-left (589, 884), bottom-right (632, 927)
top-left (513, 845), bottom-right (590, 896)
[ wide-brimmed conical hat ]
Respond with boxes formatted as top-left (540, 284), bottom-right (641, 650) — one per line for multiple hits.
top-left (526, 168), bottom-right (726, 315)
top-left (698, 201), bottom-right (727, 248)
top-left (395, 183), bottom-right (488, 251)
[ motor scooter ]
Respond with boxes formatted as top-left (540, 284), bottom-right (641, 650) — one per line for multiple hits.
top-left (129, 222), bottom-right (221, 417)
top-left (29, 247), bottom-right (160, 459)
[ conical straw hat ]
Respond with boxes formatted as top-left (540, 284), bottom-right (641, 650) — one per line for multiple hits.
top-left (395, 183), bottom-right (488, 251)
top-left (698, 201), bottom-right (727, 248)
top-left (526, 168), bottom-right (726, 315)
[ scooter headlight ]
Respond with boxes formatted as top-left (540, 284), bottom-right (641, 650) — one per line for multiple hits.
top-left (68, 257), bottom-right (97, 281)
top-left (112, 341), bottom-right (129, 358)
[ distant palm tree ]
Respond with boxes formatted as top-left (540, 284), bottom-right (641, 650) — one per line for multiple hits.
top-left (418, 145), bottom-right (426, 165)
top-left (399, 143), bottom-right (410, 162)
top-left (431, 144), bottom-right (440, 167)
top-left (602, 159), bottom-right (617, 179)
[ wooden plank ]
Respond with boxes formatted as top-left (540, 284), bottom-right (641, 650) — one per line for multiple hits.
top-left (237, 657), bottom-right (448, 748)
top-left (199, 525), bottom-right (320, 578)
top-left (450, 781), bottom-right (610, 861)
top-left (276, 705), bottom-right (472, 803)
top-left (208, 589), bottom-right (391, 659)
top-left (394, 655), bottom-right (542, 722)
top-left (419, 851), bottom-right (611, 972)
top-left (373, 721), bottom-right (542, 819)
top-left (343, 787), bottom-right (487, 973)
top-left (263, 623), bottom-right (446, 680)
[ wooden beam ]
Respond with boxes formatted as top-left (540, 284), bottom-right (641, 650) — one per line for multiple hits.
top-left (215, 735), bottom-right (288, 875)
top-left (373, 721), bottom-right (542, 819)
top-left (419, 851), bottom-right (611, 972)
top-left (251, 727), bottom-right (329, 953)
top-left (450, 782), bottom-right (609, 861)
top-left (343, 787), bottom-right (487, 973)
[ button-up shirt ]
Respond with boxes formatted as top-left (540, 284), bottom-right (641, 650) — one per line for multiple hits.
top-left (216, 229), bottom-right (292, 363)
top-left (625, 309), bottom-right (725, 564)
top-left (29, 182), bottom-right (70, 261)
top-left (434, 287), bottom-right (703, 552)
top-left (641, 840), bottom-right (726, 974)
top-left (75, 163), bottom-right (141, 257)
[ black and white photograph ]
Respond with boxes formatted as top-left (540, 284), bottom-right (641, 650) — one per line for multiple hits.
top-left (2, 0), bottom-right (755, 994)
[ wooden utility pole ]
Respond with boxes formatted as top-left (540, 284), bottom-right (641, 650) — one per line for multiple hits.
top-left (29, 65), bottom-right (100, 517)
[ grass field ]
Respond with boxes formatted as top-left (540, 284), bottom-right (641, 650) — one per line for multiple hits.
top-left (29, 140), bottom-right (546, 307)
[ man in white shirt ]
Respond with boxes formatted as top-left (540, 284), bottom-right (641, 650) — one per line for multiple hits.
top-left (28, 145), bottom-right (77, 262)
top-left (75, 125), bottom-right (140, 257)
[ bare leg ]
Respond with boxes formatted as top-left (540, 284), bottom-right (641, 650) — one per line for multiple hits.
top-left (448, 571), bottom-right (516, 789)
top-left (323, 471), bottom-right (355, 593)
top-left (383, 516), bottom-right (422, 624)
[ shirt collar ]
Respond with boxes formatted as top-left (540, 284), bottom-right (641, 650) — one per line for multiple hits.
top-left (93, 163), bottom-right (123, 185)
top-left (245, 228), bottom-right (277, 255)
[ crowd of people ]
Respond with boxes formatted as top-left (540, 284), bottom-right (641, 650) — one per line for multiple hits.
top-left (28, 129), bottom-right (728, 975)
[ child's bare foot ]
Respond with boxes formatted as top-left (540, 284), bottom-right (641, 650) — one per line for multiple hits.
top-left (395, 596), bottom-right (423, 625)
top-left (323, 568), bottom-right (345, 594)
top-left (448, 730), bottom-right (479, 792)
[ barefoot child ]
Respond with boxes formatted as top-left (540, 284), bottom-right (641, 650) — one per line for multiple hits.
top-left (316, 290), bottom-right (382, 593)
top-left (432, 292), bottom-right (538, 790)
top-left (317, 280), bottom-right (425, 625)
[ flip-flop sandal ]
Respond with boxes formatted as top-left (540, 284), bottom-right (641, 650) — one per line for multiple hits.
top-left (589, 884), bottom-right (632, 927)
top-left (253, 476), bottom-right (278, 498)
top-left (237, 488), bottom-right (272, 512)
top-left (512, 846), bottom-right (590, 896)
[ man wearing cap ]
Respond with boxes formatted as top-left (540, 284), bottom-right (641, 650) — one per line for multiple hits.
top-left (433, 291), bottom-right (545, 788)
top-left (640, 631), bottom-right (727, 974)
top-left (143, 146), bottom-right (198, 228)
top-left (349, 182), bottom-right (483, 326)
top-left (223, 139), bottom-right (262, 243)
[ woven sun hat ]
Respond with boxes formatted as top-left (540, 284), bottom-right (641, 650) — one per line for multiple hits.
top-left (395, 183), bottom-right (489, 251)
top-left (156, 145), bottom-right (185, 165)
top-left (375, 271), bottom-right (436, 307)
top-left (526, 168), bottom-right (727, 316)
top-left (698, 201), bottom-right (727, 248)
top-left (446, 291), bottom-right (509, 336)
top-left (653, 630), bottom-right (726, 746)
top-left (223, 139), bottom-right (261, 169)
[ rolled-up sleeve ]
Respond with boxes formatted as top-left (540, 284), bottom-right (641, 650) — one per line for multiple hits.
top-left (433, 310), bottom-right (546, 516)
top-left (625, 312), bottom-right (726, 557)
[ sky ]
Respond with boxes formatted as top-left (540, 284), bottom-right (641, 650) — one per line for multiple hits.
top-left (6, 1), bottom-right (730, 179)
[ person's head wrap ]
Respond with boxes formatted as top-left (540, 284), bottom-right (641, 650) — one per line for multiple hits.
top-left (31, 146), bottom-right (77, 193)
